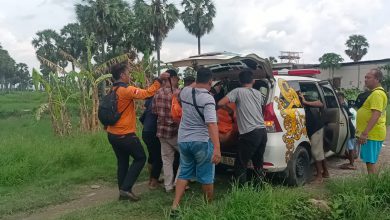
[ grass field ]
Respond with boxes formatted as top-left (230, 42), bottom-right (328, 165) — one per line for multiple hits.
top-left (59, 173), bottom-right (390, 220)
top-left (0, 92), bottom-right (136, 216)
top-left (0, 114), bottom-right (120, 215)
top-left (0, 92), bottom-right (46, 118)
top-left (1, 92), bottom-right (390, 219)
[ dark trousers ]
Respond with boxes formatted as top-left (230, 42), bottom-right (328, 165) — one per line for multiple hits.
top-left (108, 133), bottom-right (146, 192)
top-left (142, 131), bottom-right (163, 179)
top-left (234, 128), bottom-right (267, 185)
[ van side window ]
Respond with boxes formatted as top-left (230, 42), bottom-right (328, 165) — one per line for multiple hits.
top-left (299, 83), bottom-right (322, 102)
top-left (278, 81), bottom-right (301, 108)
top-left (321, 86), bottom-right (339, 108)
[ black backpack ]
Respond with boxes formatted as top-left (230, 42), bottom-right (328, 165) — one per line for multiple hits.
top-left (355, 88), bottom-right (387, 109)
top-left (98, 83), bottom-right (130, 126)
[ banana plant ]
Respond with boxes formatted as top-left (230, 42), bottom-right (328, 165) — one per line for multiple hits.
top-left (33, 69), bottom-right (76, 136)
top-left (35, 36), bottom-right (132, 133)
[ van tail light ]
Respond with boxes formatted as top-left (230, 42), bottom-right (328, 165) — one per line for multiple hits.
top-left (263, 162), bottom-right (274, 167)
top-left (263, 103), bottom-right (282, 133)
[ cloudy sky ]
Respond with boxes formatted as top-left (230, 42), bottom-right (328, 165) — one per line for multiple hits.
top-left (1, 0), bottom-right (389, 71)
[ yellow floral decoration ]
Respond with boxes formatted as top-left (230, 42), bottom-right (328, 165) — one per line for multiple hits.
top-left (274, 79), bottom-right (307, 163)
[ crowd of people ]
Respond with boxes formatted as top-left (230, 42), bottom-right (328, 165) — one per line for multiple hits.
top-left (104, 62), bottom-right (387, 214)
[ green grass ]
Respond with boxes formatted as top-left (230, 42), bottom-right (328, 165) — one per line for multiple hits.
top-left (0, 92), bottom-right (46, 118)
top-left (0, 92), bottom-right (149, 216)
top-left (58, 177), bottom-right (243, 220)
top-left (59, 188), bottom-right (174, 220)
top-left (326, 172), bottom-right (390, 219)
top-left (58, 172), bottom-right (390, 220)
top-left (58, 181), bottom-right (320, 220)
top-left (0, 115), bottom-right (121, 215)
top-left (2, 92), bottom-right (390, 219)
top-left (176, 184), bottom-right (311, 220)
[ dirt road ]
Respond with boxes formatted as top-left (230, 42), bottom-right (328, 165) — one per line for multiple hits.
top-left (314, 127), bottom-right (390, 180)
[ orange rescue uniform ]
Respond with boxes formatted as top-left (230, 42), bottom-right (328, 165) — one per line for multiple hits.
top-left (107, 80), bottom-right (161, 135)
top-left (217, 103), bottom-right (237, 134)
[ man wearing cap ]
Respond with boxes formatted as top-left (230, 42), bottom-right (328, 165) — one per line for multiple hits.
top-left (152, 69), bottom-right (181, 192)
top-left (211, 80), bottom-right (224, 104)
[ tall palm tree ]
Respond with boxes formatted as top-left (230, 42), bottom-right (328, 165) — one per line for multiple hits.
top-left (181, 0), bottom-right (216, 55)
top-left (134, 0), bottom-right (179, 74)
top-left (32, 29), bottom-right (68, 77)
top-left (60, 23), bottom-right (85, 71)
top-left (75, 0), bottom-right (131, 62)
top-left (345, 34), bottom-right (369, 88)
top-left (76, 0), bottom-right (132, 96)
top-left (319, 52), bottom-right (344, 83)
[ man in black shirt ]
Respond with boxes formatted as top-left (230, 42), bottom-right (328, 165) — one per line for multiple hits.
top-left (299, 92), bottom-right (329, 183)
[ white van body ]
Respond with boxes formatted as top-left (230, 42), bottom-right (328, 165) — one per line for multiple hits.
top-left (170, 52), bottom-right (350, 185)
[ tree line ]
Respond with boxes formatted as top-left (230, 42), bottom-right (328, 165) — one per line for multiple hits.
top-left (32, 0), bottom-right (217, 78)
top-left (318, 34), bottom-right (390, 90)
top-left (29, 0), bottom-right (217, 136)
top-left (0, 44), bottom-right (31, 91)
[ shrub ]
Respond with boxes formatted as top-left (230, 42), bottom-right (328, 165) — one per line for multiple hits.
top-left (339, 88), bottom-right (361, 101)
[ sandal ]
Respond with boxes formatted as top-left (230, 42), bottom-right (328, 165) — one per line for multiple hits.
top-left (339, 163), bottom-right (357, 170)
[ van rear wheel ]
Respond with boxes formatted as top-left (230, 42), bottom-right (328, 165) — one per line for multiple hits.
top-left (286, 146), bottom-right (311, 186)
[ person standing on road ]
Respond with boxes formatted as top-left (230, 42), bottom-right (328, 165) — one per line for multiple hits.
top-left (218, 69), bottom-right (267, 185)
top-left (152, 69), bottom-right (181, 193)
top-left (171, 67), bottom-right (221, 213)
top-left (299, 91), bottom-right (329, 183)
top-left (356, 68), bottom-right (388, 174)
top-left (106, 62), bottom-right (169, 201)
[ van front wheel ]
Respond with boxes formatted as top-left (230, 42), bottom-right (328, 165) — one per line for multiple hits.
top-left (286, 146), bottom-right (311, 186)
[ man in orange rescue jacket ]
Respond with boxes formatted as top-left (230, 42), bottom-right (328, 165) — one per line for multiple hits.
top-left (106, 62), bottom-right (169, 201)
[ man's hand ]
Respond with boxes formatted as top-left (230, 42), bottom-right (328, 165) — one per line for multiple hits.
top-left (159, 72), bottom-right (170, 80)
top-left (298, 92), bottom-right (305, 103)
top-left (173, 89), bottom-right (180, 98)
top-left (212, 149), bottom-right (221, 164)
top-left (358, 132), bottom-right (368, 145)
top-left (207, 122), bottom-right (221, 164)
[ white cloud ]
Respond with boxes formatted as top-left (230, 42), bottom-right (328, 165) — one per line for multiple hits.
top-left (0, 15), bottom-right (37, 70)
top-left (1, 0), bottom-right (389, 71)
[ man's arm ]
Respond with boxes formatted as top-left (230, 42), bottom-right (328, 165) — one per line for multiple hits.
top-left (302, 100), bottom-right (324, 107)
top-left (299, 93), bottom-right (324, 107)
top-left (127, 80), bottom-right (161, 100)
top-left (358, 110), bottom-right (382, 144)
top-left (217, 96), bottom-right (230, 107)
top-left (218, 89), bottom-right (238, 108)
top-left (126, 73), bottom-right (169, 100)
top-left (207, 122), bottom-right (221, 164)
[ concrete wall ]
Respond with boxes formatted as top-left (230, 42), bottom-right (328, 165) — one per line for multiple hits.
top-left (314, 60), bottom-right (390, 90)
